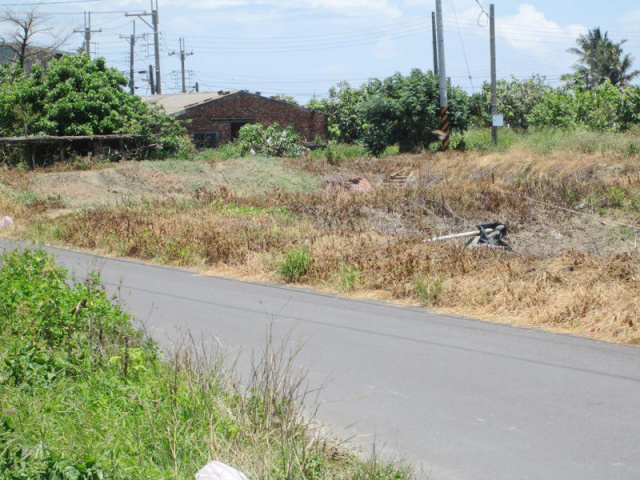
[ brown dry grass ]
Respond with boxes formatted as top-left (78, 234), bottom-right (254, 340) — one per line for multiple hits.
top-left (4, 150), bottom-right (640, 345)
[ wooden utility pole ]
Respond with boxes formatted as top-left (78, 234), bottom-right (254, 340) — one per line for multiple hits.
top-left (490, 4), bottom-right (498, 145)
top-left (120, 21), bottom-right (142, 95)
top-left (126, 0), bottom-right (161, 94)
top-left (148, 65), bottom-right (156, 95)
top-left (75, 12), bottom-right (101, 58)
top-left (431, 11), bottom-right (438, 75)
top-left (435, 0), bottom-right (449, 151)
top-left (170, 38), bottom-right (193, 93)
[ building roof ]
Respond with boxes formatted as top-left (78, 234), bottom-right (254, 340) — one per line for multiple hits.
top-left (140, 91), bottom-right (240, 116)
top-left (141, 90), bottom-right (323, 117)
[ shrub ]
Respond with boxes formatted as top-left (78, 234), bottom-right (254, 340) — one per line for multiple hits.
top-left (360, 69), bottom-right (472, 155)
top-left (277, 248), bottom-right (313, 282)
top-left (0, 56), bottom-right (188, 163)
top-left (238, 122), bottom-right (303, 157)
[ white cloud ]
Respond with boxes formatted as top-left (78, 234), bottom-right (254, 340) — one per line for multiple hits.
top-left (497, 4), bottom-right (586, 54)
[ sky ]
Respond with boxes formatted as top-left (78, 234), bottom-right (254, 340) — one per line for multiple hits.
top-left (1, 0), bottom-right (639, 102)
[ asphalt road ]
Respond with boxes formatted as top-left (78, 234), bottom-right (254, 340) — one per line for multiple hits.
top-left (2, 239), bottom-right (640, 480)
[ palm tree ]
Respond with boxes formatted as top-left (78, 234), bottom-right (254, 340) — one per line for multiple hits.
top-left (568, 27), bottom-right (640, 88)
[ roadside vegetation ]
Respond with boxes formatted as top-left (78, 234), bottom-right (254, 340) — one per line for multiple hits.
top-left (0, 249), bottom-right (413, 479)
top-left (2, 139), bottom-right (639, 344)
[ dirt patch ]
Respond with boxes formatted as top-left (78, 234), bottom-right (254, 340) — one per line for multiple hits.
top-left (16, 158), bottom-right (324, 208)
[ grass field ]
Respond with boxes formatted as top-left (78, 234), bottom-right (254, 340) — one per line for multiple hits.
top-left (1, 132), bottom-right (639, 344)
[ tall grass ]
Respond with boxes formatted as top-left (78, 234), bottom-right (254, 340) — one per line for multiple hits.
top-left (463, 127), bottom-right (640, 156)
top-left (0, 249), bottom-right (414, 479)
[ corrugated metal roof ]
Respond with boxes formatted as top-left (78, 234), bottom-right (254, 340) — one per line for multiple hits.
top-left (140, 91), bottom-right (240, 116)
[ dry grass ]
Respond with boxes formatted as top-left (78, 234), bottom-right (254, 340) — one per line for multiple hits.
top-left (3, 150), bottom-right (640, 344)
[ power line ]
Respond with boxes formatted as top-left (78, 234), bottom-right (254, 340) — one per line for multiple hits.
top-left (451, 0), bottom-right (475, 93)
top-left (0, 0), bottom-right (102, 5)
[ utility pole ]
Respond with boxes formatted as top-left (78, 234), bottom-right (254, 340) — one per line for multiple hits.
top-left (148, 65), bottom-right (156, 95)
top-left (170, 38), bottom-right (193, 93)
top-left (431, 11), bottom-right (438, 75)
top-left (435, 0), bottom-right (449, 151)
top-left (490, 4), bottom-right (498, 145)
top-left (126, 0), bottom-right (161, 94)
top-left (74, 12), bottom-right (101, 58)
top-left (120, 21), bottom-right (143, 95)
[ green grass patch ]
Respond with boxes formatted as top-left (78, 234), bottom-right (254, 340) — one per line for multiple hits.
top-left (277, 248), bottom-right (313, 283)
top-left (463, 127), bottom-right (640, 156)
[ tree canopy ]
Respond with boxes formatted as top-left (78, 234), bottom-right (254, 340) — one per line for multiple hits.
top-left (0, 54), bottom-right (187, 156)
top-left (308, 70), bottom-right (472, 155)
top-left (567, 27), bottom-right (640, 88)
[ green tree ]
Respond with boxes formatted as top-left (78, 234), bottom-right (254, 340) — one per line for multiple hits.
top-left (483, 75), bottom-right (552, 129)
top-left (360, 69), bottom-right (471, 155)
top-left (527, 81), bottom-right (640, 131)
top-left (0, 55), bottom-right (187, 157)
top-left (568, 27), bottom-right (640, 88)
top-left (308, 81), bottom-right (369, 143)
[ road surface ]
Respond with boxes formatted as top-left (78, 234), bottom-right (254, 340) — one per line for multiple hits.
top-left (2, 239), bottom-right (639, 480)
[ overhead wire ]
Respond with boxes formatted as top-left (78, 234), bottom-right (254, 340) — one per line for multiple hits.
top-left (451, 0), bottom-right (475, 93)
top-left (474, 0), bottom-right (490, 27)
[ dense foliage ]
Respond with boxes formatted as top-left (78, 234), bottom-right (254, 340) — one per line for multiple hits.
top-left (237, 122), bottom-right (303, 157)
top-left (485, 76), bottom-right (640, 132)
top-left (0, 54), bottom-right (188, 159)
top-left (309, 69), bottom-right (472, 155)
top-left (482, 75), bottom-right (552, 130)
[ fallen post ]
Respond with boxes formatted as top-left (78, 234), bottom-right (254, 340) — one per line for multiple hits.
top-left (426, 222), bottom-right (511, 250)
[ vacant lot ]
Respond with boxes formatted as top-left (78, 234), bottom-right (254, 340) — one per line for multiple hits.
top-left (2, 147), bottom-right (639, 344)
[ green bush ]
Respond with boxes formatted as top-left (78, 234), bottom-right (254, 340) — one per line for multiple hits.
top-left (277, 248), bottom-right (313, 282)
top-left (238, 122), bottom-right (303, 158)
top-left (360, 70), bottom-right (472, 155)
top-left (310, 70), bottom-right (473, 155)
top-left (0, 56), bottom-right (189, 163)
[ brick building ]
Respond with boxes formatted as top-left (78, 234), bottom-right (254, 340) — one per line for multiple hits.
top-left (142, 90), bottom-right (327, 148)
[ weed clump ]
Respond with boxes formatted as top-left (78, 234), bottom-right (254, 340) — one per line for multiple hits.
top-left (414, 275), bottom-right (446, 307)
top-left (336, 262), bottom-right (361, 293)
top-left (277, 248), bottom-right (313, 283)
